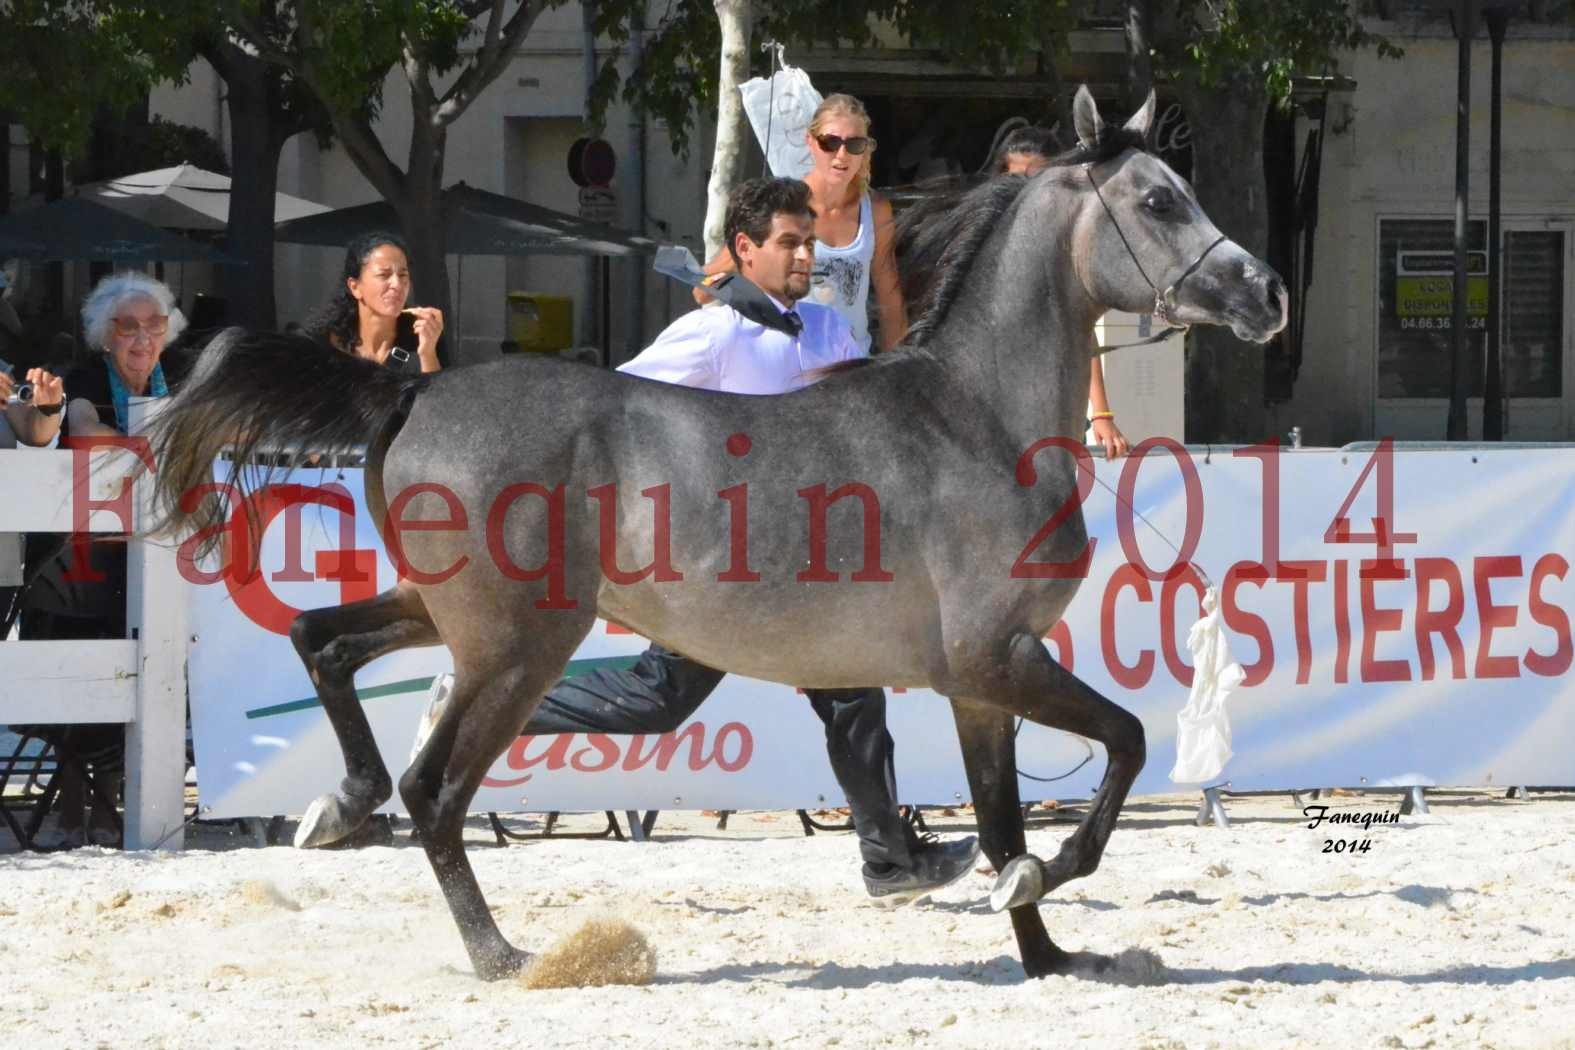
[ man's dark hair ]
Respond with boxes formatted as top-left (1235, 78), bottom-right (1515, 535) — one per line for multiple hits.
top-left (724, 177), bottom-right (815, 266)
top-left (992, 126), bottom-right (1059, 172)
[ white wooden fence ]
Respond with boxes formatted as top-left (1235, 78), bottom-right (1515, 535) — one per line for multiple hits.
top-left (0, 399), bottom-right (189, 849)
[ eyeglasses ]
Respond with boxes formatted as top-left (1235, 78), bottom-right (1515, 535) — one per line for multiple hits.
top-left (110, 316), bottom-right (169, 339)
top-left (814, 134), bottom-right (875, 156)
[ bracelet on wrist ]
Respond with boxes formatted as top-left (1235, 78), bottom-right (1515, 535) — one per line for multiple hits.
top-left (1090, 411), bottom-right (1115, 422)
top-left (35, 400), bottom-right (63, 417)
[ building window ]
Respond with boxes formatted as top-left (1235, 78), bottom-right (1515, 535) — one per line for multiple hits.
top-left (1501, 230), bottom-right (1563, 399)
top-left (1378, 218), bottom-right (1565, 402)
top-left (1377, 218), bottom-right (1487, 400)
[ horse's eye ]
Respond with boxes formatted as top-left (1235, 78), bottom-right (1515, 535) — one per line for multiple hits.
top-left (1144, 189), bottom-right (1175, 215)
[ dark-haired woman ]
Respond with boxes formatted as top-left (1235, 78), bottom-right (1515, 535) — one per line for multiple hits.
top-left (296, 233), bottom-right (443, 847)
top-left (306, 232), bottom-right (444, 373)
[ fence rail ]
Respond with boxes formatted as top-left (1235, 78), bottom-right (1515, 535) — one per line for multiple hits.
top-left (0, 400), bottom-right (189, 850)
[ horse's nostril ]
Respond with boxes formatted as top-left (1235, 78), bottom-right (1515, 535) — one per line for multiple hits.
top-left (1265, 275), bottom-right (1286, 309)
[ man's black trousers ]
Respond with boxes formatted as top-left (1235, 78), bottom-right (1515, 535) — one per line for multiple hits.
top-left (521, 644), bottom-right (913, 870)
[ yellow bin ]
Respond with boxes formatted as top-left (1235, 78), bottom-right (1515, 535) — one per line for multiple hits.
top-left (506, 292), bottom-right (574, 352)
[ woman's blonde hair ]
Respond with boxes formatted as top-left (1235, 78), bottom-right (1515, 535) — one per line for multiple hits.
top-left (808, 93), bottom-right (874, 196)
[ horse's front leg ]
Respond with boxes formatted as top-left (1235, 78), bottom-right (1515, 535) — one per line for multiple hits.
top-left (400, 650), bottom-right (581, 981)
top-left (949, 699), bottom-right (1070, 979)
top-left (955, 631), bottom-right (1145, 910)
top-left (290, 584), bottom-right (440, 848)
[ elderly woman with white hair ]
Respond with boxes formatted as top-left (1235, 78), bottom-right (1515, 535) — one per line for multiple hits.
top-left (54, 271), bottom-right (190, 440)
top-left (6, 271), bottom-right (190, 448)
top-left (9, 272), bottom-right (189, 848)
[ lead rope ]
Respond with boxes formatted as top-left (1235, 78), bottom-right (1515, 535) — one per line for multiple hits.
top-left (1015, 170), bottom-right (1247, 790)
top-left (1079, 455), bottom-right (1242, 785)
top-left (1015, 173), bottom-right (1238, 789)
top-left (1017, 446), bottom-right (1245, 788)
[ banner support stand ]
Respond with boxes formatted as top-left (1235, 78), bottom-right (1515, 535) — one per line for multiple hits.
top-left (1400, 785), bottom-right (1430, 816)
top-left (1194, 785), bottom-right (1230, 829)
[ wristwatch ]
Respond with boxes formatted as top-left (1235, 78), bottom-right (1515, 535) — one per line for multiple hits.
top-left (35, 399), bottom-right (63, 417)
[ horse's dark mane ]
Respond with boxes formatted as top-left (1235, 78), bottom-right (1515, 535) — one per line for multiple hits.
top-left (892, 124), bottom-right (1149, 350)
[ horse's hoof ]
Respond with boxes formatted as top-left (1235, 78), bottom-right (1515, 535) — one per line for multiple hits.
top-left (990, 854), bottom-right (1046, 912)
top-left (1021, 945), bottom-right (1076, 979)
top-left (294, 793), bottom-right (361, 849)
top-left (476, 946), bottom-right (533, 982)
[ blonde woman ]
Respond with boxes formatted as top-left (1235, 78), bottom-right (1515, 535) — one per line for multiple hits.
top-left (701, 94), bottom-right (907, 352)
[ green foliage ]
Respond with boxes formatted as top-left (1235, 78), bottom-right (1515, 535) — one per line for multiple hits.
top-left (591, 0), bottom-right (1081, 158)
top-left (230, 0), bottom-right (519, 119)
top-left (1158, 0), bottom-right (1402, 107)
top-left (67, 116), bottom-right (232, 182)
top-left (0, 0), bottom-right (186, 155)
top-left (592, 0), bottom-right (1402, 156)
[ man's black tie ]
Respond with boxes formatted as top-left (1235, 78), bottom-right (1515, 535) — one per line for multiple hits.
top-left (782, 309), bottom-right (803, 336)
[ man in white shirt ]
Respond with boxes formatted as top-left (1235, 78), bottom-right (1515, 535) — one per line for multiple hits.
top-left (616, 244), bottom-right (860, 393)
top-left (494, 178), bottom-right (977, 903)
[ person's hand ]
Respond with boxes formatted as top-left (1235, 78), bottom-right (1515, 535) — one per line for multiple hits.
top-left (1091, 416), bottom-right (1130, 461)
top-left (26, 368), bottom-right (64, 410)
top-left (0, 369), bottom-right (12, 401)
top-left (408, 307), bottom-right (444, 359)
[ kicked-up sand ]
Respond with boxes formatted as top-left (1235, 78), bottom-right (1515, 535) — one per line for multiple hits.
top-left (2, 790), bottom-right (1573, 1049)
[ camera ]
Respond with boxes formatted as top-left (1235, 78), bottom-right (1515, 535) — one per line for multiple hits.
top-left (0, 356), bottom-right (31, 403)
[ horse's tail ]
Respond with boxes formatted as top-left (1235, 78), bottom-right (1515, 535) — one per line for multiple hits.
top-left (145, 327), bottom-right (430, 555)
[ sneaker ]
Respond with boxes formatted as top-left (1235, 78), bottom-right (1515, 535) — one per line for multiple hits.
top-left (408, 673), bottom-right (455, 764)
top-left (863, 834), bottom-right (982, 907)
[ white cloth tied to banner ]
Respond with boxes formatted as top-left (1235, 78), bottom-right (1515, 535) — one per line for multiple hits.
top-left (739, 57), bottom-right (822, 180)
top-left (1169, 586), bottom-right (1245, 784)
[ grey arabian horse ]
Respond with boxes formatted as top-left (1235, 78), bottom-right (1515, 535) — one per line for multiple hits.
top-left (147, 89), bottom-right (1286, 981)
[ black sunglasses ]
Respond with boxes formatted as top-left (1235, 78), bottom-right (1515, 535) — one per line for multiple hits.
top-left (814, 133), bottom-right (875, 156)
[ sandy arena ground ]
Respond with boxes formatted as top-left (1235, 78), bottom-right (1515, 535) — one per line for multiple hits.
top-left (3, 790), bottom-right (1574, 1049)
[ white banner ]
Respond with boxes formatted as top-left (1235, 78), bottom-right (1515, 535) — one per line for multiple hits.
top-left (187, 447), bottom-right (1575, 817)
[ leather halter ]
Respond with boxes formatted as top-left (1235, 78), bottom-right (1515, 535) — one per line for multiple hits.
top-left (1084, 165), bottom-right (1227, 355)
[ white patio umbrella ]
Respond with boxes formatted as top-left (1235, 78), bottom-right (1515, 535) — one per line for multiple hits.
top-left (78, 162), bottom-right (329, 231)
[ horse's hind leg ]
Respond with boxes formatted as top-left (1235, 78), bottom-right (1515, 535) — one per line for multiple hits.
top-left (399, 627), bottom-right (591, 980)
top-left (290, 583), bottom-right (440, 848)
top-left (955, 631), bottom-right (1145, 911)
top-left (950, 699), bottom-right (1070, 979)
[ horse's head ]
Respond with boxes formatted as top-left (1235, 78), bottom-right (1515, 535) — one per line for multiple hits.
top-left (1066, 87), bottom-right (1288, 344)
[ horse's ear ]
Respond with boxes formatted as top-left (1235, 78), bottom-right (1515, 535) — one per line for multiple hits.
top-left (1123, 90), bottom-right (1157, 144)
top-left (1073, 85), bottom-right (1105, 151)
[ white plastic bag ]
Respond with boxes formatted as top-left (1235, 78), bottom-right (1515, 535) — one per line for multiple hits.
top-left (1169, 587), bottom-right (1245, 784)
top-left (739, 61), bottom-right (822, 180)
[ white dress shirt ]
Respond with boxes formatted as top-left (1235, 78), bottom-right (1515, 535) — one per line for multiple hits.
top-left (618, 293), bottom-right (865, 394)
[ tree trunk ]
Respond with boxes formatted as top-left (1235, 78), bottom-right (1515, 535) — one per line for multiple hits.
top-left (395, 119), bottom-right (452, 363)
top-left (46, 148), bottom-right (64, 328)
top-left (1036, 34), bottom-right (1073, 150)
top-left (0, 117), bottom-right (8, 215)
top-left (1125, 1), bottom-right (1154, 112)
top-left (703, 0), bottom-right (752, 259)
top-left (1175, 73), bottom-right (1270, 444)
top-left (221, 51), bottom-right (285, 330)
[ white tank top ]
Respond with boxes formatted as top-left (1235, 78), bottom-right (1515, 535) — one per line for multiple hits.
top-left (809, 192), bottom-right (875, 352)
